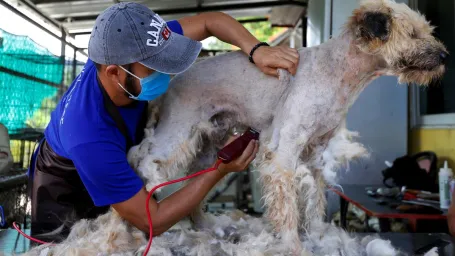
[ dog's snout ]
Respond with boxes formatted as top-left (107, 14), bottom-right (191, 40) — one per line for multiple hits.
top-left (440, 51), bottom-right (449, 64)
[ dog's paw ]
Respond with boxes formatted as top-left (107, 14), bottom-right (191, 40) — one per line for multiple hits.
top-left (127, 139), bottom-right (156, 169)
top-left (138, 157), bottom-right (168, 191)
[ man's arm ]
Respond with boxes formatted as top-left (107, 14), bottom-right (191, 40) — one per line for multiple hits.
top-left (177, 12), bottom-right (300, 77)
top-left (448, 190), bottom-right (455, 236)
top-left (113, 163), bottom-right (225, 235)
top-left (112, 138), bottom-right (259, 235)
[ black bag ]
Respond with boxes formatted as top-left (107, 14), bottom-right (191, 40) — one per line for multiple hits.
top-left (382, 151), bottom-right (439, 193)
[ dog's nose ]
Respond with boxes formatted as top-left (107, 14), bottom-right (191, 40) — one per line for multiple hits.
top-left (440, 51), bottom-right (449, 64)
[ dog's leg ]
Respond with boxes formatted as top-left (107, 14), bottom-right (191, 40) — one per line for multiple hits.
top-left (297, 126), bottom-right (368, 231)
top-left (129, 120), bottom-right (214, 195)
top-left (295, 164), bottom-right (325, 232)
top-left (127, 103), bottom-right (160, 171)
top-left (186, 150), bottom-right (220, 230)
top-left (179, 112), bottom-right (240, 230)
top-left (257, 125), bottom-right (313, 254)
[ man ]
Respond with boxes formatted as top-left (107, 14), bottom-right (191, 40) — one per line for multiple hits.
top-left (0, 123), bottom-right (13, 174)
top-left (448, 189), bottom-right (455, 236)
top-left (29, 2), bottom-right (300, 241)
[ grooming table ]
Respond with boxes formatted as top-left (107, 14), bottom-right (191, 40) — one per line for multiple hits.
top-left (332, 184), bottom-right (448, 232)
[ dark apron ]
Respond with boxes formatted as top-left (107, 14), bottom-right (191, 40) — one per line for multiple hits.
top-left (29, 79), bottom-right (148, 242)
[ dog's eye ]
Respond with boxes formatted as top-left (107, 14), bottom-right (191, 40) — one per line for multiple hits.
top-left (410, 28), bottom-right (419, 39)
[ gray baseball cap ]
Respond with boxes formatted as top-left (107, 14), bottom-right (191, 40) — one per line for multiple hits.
top-left (88, 2), bottom-right (202, 74)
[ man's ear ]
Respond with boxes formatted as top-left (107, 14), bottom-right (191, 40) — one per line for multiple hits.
top-left (105, 65), bottom-right (122, 83)
top-left (357, 11), bottom-right (392, 42)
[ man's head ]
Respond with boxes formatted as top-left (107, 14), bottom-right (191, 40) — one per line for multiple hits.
top-left (88, 2), bottom-right (202, 104)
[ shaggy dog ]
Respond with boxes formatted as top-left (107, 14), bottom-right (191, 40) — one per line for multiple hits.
top-left (127, 0), bottom-right (447, 252)
top-left (21, 0), bottom-right (447, 255)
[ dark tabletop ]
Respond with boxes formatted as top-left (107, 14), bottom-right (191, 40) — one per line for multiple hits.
top-left (333, 184), bottom-right (447, 219)
top-left (1, 228), bottom-right (454, 255)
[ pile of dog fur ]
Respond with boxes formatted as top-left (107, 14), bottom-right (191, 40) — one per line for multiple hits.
top-left (20, 209), bottom-right (438, 256)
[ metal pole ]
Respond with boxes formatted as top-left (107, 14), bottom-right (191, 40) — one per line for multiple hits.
top-left (72, 49), bottom-right (77, 81)
top-left (290, 30), bottom-right (295, 48)
top-left (19, 0), bottom-right (62, 33)
top-left (59, 27), bottom-right (66, 99)
top-left (0, 0), bottom-right (87, 57)
top-left (0, 66), bottom-right (60, 88)
top-left (301, 16), bottom-right (307, 47)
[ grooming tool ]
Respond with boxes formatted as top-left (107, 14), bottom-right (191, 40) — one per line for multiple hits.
top-left (217, 127), bottom-right (260, 164)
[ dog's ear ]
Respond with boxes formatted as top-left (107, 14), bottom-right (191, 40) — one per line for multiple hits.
top-left (355, 11), bottom-right (392, 42)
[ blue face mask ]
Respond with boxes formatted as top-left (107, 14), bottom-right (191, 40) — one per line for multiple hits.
top-left (118, 65), bottom-right (171, 101)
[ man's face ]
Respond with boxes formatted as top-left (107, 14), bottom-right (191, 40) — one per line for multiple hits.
top-left (120, 62), bottom-right (156, 98)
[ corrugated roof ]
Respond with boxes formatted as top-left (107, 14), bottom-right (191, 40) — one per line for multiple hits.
top-left (22, 0), bottom-right (307, 34)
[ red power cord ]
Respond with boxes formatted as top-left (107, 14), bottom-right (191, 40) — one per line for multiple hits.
top-left (13, 222), bottom-right (55, 246)
top-left (142, 159), bottom-right (222, 256)
top-left (13, 159), bottom-right (223, 256)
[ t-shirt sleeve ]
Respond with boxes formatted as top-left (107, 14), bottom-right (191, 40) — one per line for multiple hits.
top-left (166, 20), bottom-right (183, 35)
top-left (68, 141), bottom-right (144, 206)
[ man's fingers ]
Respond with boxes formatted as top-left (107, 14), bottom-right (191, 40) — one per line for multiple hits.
top-left (288, 53), bottom-right (300, 66)
top-left (276, 46), bottom-right (299, 59)
top-left (284, 47), bottom-right (299, 59)
top-left (245, 141), bottom-right (259, 165)
top-left (278, 55), bottom-right (298, 75)
top-left (272, 58), bottom-right (295, 73)
top-left (280, 53), bottom-right (298, 66)
top-left (262, 67), bottom-right (279, 77)
top-left (236, 140), bottom-right (256, 164)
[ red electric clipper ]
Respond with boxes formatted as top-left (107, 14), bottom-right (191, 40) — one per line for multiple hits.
top-left (217, 127), bottom-right (260, 164)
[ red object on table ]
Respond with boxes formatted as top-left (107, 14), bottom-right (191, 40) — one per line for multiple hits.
top-left (330, 185), bottom-right (447, 232)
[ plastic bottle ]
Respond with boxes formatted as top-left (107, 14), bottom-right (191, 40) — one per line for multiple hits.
top-left (439, 161), bottom-right (453, 209)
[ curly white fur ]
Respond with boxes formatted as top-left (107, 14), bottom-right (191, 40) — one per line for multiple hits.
top-left (23, 210), bottom-right (428, 256)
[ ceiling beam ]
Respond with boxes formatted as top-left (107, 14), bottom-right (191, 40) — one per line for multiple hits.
top-left (18, 0), bottom-right (62, 29)
top-left (0, 0), bottom-right (86, 56)
top-left (55, 0), bottom-right (306, 22)
top-left (69, 16), bottom-right (269, 36)
top-left (32, 0), bottom-right (81, 3)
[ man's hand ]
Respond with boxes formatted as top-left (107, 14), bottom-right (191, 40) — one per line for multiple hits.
top-left (178, 12), bottom-right (300, 78)
top-left (252, 45), bottom-right (300, 77)
top-left (113, 134), bottom-right (259, 236)
top-left (217, 135), bottom-right (259, 174)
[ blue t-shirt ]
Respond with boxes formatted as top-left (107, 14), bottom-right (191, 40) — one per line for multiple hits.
top-left (42, 20), bottom-right (184, 207)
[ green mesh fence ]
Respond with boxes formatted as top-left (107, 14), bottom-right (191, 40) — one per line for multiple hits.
top-left (0, 28), bottom-right (86, 230)
top-left (0, 28), bottom-right (62, 135)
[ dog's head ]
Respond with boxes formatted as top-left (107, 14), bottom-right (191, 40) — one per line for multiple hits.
top-left (346, 0), bottom-right (448, 85)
